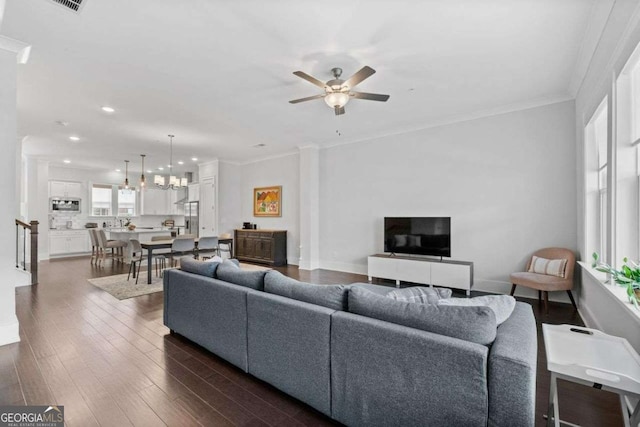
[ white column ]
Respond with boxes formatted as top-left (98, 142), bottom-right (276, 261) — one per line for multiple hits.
top-left (0, 34), bottom-right (30, 346)
top-left (298, 145), bottom-right (320, 270)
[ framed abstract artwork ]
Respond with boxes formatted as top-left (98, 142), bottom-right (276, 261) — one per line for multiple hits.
top-left (254, 186), bottom-right (282, 217)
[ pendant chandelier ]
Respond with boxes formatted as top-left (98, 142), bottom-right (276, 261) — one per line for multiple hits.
top-left (154, 134), bottom-right (188, 190)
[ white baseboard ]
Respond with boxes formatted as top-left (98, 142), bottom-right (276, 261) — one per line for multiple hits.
top-left (15, 269), bottom-right (31, 287)
top-left (318, 260), bottom-right (367, 276)
top-left (0, 315), bottom-right (20, 347)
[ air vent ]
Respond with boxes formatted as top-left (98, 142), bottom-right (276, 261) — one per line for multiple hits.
top-left (48, 0), bottom-right (85, 13)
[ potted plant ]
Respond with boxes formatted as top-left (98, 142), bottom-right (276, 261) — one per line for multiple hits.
top-left (592, 253), bottom-right (640, 310)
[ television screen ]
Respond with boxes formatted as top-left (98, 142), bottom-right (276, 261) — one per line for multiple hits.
top-left (384, 217), bottom-right (451, 257)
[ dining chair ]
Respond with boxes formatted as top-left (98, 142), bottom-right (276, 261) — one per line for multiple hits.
top-left (88, 229), bottom-right (98, 264)
top-left (169, 236), bottom-right (196, 267)
top-left (197, 236), bottom-right (219, 259)
top-left (218, 232), bottom-right (232, 258)
top-left (95, 229), bottom-right (128, 267)
top-left (127, 239), bottom-right (166, 283)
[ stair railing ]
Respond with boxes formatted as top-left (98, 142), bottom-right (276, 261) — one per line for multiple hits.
top-left (15, 219), bottom-right (38, 285)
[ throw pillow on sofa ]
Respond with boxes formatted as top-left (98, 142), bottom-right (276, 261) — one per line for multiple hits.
top-left (216, 259), bottom-right (267, 290)
top-left (386, 286), bottom-right (452, 304)
top-left (264, 270), bottom-right (348, 311)
top-left (437, 295), bottom-right (516, 326)
top-left (348, 287), bottom-right (497, 345)
top-left (180, 257), bottom-right (220, 277)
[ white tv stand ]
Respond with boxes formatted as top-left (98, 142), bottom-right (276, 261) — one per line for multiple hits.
top-left (367, 254), bottom-right (474, 296)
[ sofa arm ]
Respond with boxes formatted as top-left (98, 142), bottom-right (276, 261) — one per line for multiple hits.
top-left (488, 302), bottom-right (537, 427)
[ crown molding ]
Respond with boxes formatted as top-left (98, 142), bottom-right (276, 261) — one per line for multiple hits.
top-left (568, 0), bottom-right (615, 97)
top-left (321, 95), bottom-right (574, 151)
top-left (0, 35), bottom-right (31, 64)
top-left (220, 150), bottom-right (299, 166)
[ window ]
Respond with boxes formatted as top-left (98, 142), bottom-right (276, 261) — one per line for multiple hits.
top-left (584, 98), bottom-right (608, 262)
top-left (91, 184), bottom-right (112, 216)
top-left (117, 187), bottom-right (136, 216)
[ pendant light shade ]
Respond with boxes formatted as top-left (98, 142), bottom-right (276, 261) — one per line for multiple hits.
top-left (123, 160), bottom-right (130, 189)
top-left (140, 154), bottom-right (146, 188)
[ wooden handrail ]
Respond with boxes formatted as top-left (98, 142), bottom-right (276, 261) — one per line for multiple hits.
top-left (15, 219), bottom-right (31, 229)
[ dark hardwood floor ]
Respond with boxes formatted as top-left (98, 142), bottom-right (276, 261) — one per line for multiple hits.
top-left (0, 257), bottom-right (624, 426)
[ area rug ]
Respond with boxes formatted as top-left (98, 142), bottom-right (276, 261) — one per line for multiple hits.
top-left (88, 263), bottom-right (270, 300)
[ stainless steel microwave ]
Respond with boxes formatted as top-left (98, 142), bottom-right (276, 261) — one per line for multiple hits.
top-left (50, 197), bottom-right (81, 213)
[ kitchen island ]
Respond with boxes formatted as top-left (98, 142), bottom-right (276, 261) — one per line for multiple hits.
top-left (107, 228), bottom-right (172, 262)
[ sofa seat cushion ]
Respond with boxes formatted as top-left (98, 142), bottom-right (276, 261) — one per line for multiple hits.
top-left (510, 271), bottom-right (571, 291)
top-left (179, 257), bottom-right (220, 277)
top-left (386, 286), bottom-right (452, 304)
top-left (216, 259), bottom-right (267, 291)
top-left (348, 286), bottom-right (497, 345)
top-left (264, 270), bottom-right (348, 311)
top-left (438, 295), bottom-right (516, 325)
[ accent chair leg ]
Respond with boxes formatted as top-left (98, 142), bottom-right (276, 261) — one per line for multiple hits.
top-left (510, 284), bottom-right (516, 296)
top-left (543, 291), bottom-right (549, 314)
top-left (538, 290), bottom-right (542, 301)
top-left (567, 290), bottom-right (578, 310)
top-left (169, 329), bottom-right (175, 335)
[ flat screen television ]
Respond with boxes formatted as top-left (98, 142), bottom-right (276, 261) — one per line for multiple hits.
top-left (384, 217), bottom-right (451, 257)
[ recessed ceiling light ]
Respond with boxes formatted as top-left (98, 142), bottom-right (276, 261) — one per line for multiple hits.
top-left (63, 159), bottom-right (71, 164)
top-left (178, 161), bottom-right (184, 165)
top-left (167, 164), bottom-right (172, 168)
top-left (115, 169), bottom-right (121, 172)
top-left (69, 136), bottom-right (80, 141)
top-left (101, 106), bottom-right (115, 113)
top-left (147, 170), bottom-right (153, 173)
top-left (191, 157), bottom-right (198, 161)
top-left (158, 167), bottom-right (164, 170)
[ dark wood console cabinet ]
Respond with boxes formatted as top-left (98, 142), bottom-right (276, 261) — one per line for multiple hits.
top-left (234, 229), bottom-right (287, 266)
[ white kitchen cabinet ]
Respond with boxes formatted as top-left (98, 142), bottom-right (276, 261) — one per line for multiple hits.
top-left (49, 230), bottom-right (90, 255)
top-left (141, 188), bottom-right (167, 215)
top-left (50, 181), bottom-right (83, 198)
top-left (188, 183), bottom-right (199, 202)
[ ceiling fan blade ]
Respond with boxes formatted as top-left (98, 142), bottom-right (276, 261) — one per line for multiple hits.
top-left (289, 94), bottom-right (325, 104)
top-left (343, 66), bottom-right (376, 89)
top-left (334, 106), bottom-right (345, 116)
top-left (293, 71), bottom-right (328, 89)
top-left (351, 91), bottom-right (390, 102)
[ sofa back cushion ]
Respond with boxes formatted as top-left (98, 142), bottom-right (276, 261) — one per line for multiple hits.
top-left (348, 287), bottom-right (497, 345)
top-left (264, 270), bottom-right (348, 311)
top-left (216, 259), bottom-right (266, 291)
top-left (180, 257), bottom-right (220, 277)
top-left (385, 286), bottom-right (452, 304)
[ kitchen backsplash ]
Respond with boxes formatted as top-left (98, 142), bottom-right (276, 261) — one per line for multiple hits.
top-left (49, 213), bottom-right (184, 229)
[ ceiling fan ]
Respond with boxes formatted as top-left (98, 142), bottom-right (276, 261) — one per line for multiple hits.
top-left (289, 66), bottom-right (390, 116)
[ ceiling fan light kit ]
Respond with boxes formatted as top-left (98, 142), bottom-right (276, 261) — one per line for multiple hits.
top-left (290, 65), bottom-right (390, 116)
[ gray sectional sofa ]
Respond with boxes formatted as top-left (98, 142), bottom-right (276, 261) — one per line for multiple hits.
top-left (163, 259), bottom-right (537, 426)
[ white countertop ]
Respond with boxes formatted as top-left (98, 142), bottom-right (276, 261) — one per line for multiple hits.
top-left (108, 228), bottom-right (172, 234)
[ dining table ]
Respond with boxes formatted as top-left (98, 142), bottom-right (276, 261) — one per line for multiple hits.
top-left (140, 237), bottom-right (234, 284)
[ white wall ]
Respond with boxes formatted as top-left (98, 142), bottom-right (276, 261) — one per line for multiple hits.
top-left (219, 153), bottom-right (300, 265)
top-left (0, 43), bottom-right (20, 346)
top-left (319, 100), bottom-right (577, 299)
top-left (218, 161), bottom-right (243, 236)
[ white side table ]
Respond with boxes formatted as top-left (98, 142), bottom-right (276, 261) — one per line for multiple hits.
top-left (543, 324), bottom-right (640, 427)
